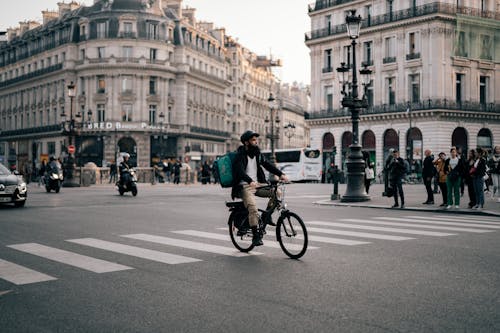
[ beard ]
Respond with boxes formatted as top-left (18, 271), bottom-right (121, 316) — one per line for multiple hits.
top-left (247, 144), bottom-right (260, 158)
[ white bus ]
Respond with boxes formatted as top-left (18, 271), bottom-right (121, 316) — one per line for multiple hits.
top-left (262, 148), bottom-right (322, 182)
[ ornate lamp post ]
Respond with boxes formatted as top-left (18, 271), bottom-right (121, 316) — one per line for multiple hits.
top-left (61, 81), bottom-right (80, 187)
top-left (265, 93), bottom-right (280, 167)
top-left (158, 111), bottom-right (166, 159)
top-left (336, 10), bottom-right (372, 202)
top-left (283, 122), bottom-right (296, 148)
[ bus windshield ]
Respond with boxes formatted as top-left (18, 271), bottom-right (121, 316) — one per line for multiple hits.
top-left (275, 151), bottom-right (301, 163)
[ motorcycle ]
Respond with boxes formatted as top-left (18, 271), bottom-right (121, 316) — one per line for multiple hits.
top-left (45, 162), bottom-right (64, 193)
top-left (117, 168), bottom-right (138, 196)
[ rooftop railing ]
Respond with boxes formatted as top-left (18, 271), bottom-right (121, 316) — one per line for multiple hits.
top-left (0, 63), bottom-right (63, 88)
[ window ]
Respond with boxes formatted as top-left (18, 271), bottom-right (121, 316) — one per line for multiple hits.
top-left (97, 47), bottom-right (105, 59)
top-left (325, 15), bottom-right (331, 33)
top-left (325, 85), bottom-right (333, 111)
top-left (81, 25), bottom-right (86, 37)
top-left (80, 48), bottom-right (85, 60)
top-left (480, 35), bottom-right (492, 60)
top-left (409, 74), bottom-right (420, 103)
top-left (122, 104), bottom-right (133, 122)
top-left (79, 77), bottom-right (85, 95)
top-left (122, 75), bottom-right (133, 93)
top-left (479, 76), bottom-right (488, 105)
top-left (97, 22), bottom-right (107, 39)
top-left (122, 46), bottom-right (133, 60)
top-left (456, 73), bottom-right (464, 104)
top-left (384, 37), bottom-right (396, 63)
top-left (363, 41), bottom-right (372, 65)
top-left (150, 48), bottom-right (157, 61)
top-left (149, 76), bottom-right (157, 95)
top-left (457, 31), bottom-right (467, 57)
top-left (48, 142), bottom-right (56, 155)
top-left (343, 45), bottom-right (351, 67)
top-left (387, 77), bottom-right (395, 105)
top-left (147, 23), bottom-right (159, 40)
top-left (387, 0), bottom-right (394, 20)
top-left (97, 104), bottom-right (105, 122)
top-left (365, 5), bottom-right (372, 26)
top-left (149, 105), bottom-right (157, 124)
top-left (97, 76), bottom-right (105, 93)
top-left (123, 22), bottom-right (133, 33)
top-left (408, 32), bottom-right (415, 54)
top-left (323, 49), bottom-right (332, 72)
top-left (367, 80), bottom-right (374, 107)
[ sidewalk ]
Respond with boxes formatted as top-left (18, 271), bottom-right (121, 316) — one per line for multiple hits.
top-left (315, 183), bottom-right (500, 217)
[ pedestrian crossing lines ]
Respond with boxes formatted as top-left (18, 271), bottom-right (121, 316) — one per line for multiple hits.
top-left (0, 213), bottom-right (497, 286)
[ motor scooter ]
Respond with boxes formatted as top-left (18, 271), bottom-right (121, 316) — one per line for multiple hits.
top-left (117, 168), bottom-right (138, 196)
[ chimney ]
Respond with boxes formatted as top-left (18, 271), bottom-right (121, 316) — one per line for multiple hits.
top-left (166, 0), bottom-right (182, 18)
top-left (19, 22), bottom-right (29, 34)
top-left (58, 2), bottom-right (71, 16)
top-left (42, 10), bottom-right (59, 25)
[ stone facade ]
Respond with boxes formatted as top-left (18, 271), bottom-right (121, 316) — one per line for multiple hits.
top-left (306, 0), bottom-right (500, 175)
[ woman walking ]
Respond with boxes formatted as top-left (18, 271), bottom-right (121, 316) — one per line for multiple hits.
top-left (434, 152), bottom-right (448, 206)
top-left (488, 146), bottom-right (500, 202)
top-left (464, 149), bottom-right (477, 208)
top-left (444, 147), bottom-right (465, 209)
top-left (471, 148), bottom-right (487, 209)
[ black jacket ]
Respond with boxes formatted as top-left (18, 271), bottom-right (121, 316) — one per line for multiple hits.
top-left (443, 157), bottom-right (465, 177)
top-left (388, 157), bottom-right (406, 181)
top-left (473, 157), bottom-right (487, 178)
top-left (422, 156), bottom-right (435, 178)
top-left (231, 145), bottom-right (282, 198)
top-left (119, 161), bottom-right (131, 176)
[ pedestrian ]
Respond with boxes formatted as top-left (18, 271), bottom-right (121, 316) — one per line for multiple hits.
top-left (463, 149), bottom-right (477, 208)
top-left (444, 147), bottom-right (465, 209)
top-left (201, 161), bottom-right (211, 185)
top-left (173, 159), bottom-right (181, 184)
top-left (212, 159), bottom-right (219, 184)
top-left (383, 148), bottom-right (395, 196)
top-left (388, 149), bottom-right (406, 208)
top-left (488, 145), bottom-right (500, 202)
top-left (109, 160), bottom-right (117, 184)
top-left (471, 148), bottom-right (487, 209)
top-left (421, 149), bottom-right (435, 204)
top-left (23, 160), bottom-right (32, 184)
top-left (433, 152), bottom-right (448, 207)
top-left (163, 159), bottom-right (172, 183)
top-left (38, 160), bottom-right (47, 186)
top-left (364, 161), bottom-right (375, 194)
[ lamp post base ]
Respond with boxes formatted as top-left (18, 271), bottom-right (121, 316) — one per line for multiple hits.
top-left (341, 143), bottom-right (370, 202)
top-left (62, 155), bottom-right (80, 187)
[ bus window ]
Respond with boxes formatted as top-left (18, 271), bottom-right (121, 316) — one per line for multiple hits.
top-left (305, 149), bottom-right (321, 159)
top-left (275, 151), bottom-right (301, 163)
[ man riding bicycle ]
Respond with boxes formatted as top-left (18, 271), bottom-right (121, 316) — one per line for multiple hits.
top-left (232, 130), bottom-right (288, 246)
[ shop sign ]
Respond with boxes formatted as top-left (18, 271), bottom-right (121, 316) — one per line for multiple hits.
top-left (87, 122), bottom-right (164, 131)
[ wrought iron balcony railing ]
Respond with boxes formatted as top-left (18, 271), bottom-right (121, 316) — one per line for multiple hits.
top-left (190, 126), bottom-right (230, 138)
top-left (0, 63), bottom-right (63, 88)
top-left (305, 99), bottom-right (500, 120)
top-left (0, 124), bottom-right (62, 138)
top-left (383, 56), bottom-right (396, 64)
top-left (305, 3), bottom-right (500, 41)
top-left (322, 67), bottom-right (333, 73)
top-left (406, 52), bottom-right (421, 60)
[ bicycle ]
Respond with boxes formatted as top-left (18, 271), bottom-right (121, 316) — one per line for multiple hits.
top-left (226, 181), bottom-right (308, 259)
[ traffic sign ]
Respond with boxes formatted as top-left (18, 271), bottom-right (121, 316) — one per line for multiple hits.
top-left (68, 145), bottom-right (76, 154)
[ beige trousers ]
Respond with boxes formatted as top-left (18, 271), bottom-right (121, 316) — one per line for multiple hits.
top-left (240, 184), bottom-right (277, 227)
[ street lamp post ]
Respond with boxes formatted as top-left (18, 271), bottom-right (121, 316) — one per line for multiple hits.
top-left (283, 122), bottom-right (296, 148)
top-left (265, 93), bottom-right (280, 168)
top-left (336, 10), bottom-right (372, 202)
top-left (61, 81), bottom-right (80, 187)
top-left (158, 111), bottom-right (166, 159)
top-left (407, 102), bottom-right (413, 178)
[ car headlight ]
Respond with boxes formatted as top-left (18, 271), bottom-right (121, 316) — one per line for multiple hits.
top-left (18, 182), bottom-right (27, 194)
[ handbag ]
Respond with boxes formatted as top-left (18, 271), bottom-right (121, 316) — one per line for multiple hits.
top-left (469, 167), bottom-right (477, 176)
top-left (365, 167), bottom-right (375, 180)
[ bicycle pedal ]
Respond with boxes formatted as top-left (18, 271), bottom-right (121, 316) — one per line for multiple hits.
top-left (236, 229), bottom-right (248, 236)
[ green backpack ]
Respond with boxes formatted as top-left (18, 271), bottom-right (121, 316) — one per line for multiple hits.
top-left (214, 151), bottom-right (238, 188)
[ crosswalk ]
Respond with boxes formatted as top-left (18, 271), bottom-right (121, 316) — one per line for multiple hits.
top-left (1, 214), bottom-right (498, 286)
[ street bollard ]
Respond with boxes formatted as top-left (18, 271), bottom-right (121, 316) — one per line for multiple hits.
top-left (330, 165), bottom-right (340, 200)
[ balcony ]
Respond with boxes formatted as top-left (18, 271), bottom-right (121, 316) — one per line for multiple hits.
top-left (305, 99), bottom-right (500, 120)
top-left (322, 67), bottom-right (333, 73)
top-left (0, 124), bottom-right (62, 138)
top-left (406, 52), bottom-right (421, 60)
top-left (305, 2), bottom-right (500, 41)
top-left (308, 0), bottom-right (356, 12)
top-left (190, 126), bottom-right (230, 138)
top-left (119, 32), bottom-right (137, 39)
top-left (0, 63), bottom-right (63, 88)
top-left (362, 60), bottom-right (374, 66)
top-left (383, 57), bottom-right (396, 64)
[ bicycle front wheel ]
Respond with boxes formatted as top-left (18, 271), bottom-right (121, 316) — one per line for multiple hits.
top-left (276, 211), bottom-right (308, 259)
top-left (228, 213), bottom-right (255, 253)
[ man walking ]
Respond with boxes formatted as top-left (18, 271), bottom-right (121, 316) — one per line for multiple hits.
top-left (422, 149), bottom-right (435, 204)
top-left (388, 149), bottom-right (406, 208)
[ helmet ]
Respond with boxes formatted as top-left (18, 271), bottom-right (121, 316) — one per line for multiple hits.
top-left (123, 153), bottom-right (130, 159)
top-left (240, 130), bottom-right (260, 143)
top-left (49, 155), bottom-right (55, 161)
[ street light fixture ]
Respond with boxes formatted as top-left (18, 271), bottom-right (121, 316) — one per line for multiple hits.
top-left (266, 93), bottom-right (279, 170)
top-left (283, 122), bottom-right (296, 147)
top-left (336, 9), bottom-right (372, 202)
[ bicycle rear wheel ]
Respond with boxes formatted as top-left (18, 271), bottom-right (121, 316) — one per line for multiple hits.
top-left (276, 211), bottom-right (308, 259)
top-left (228, 213), bottom-right (255, 252)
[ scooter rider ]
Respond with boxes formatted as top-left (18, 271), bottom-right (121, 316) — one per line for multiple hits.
top-left (232, 130), bottom-right (288, 246)
top-left (119, 153), bottom-right (132, 185)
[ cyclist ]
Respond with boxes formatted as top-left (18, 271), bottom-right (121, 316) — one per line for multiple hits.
top-left (232, 130), bottom-right (288, 246)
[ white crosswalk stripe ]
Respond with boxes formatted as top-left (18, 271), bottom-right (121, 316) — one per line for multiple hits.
top-left (403, 216), bottom-right (500, 229)
top-left (307, 221), bottom-right (455, 237)
top-left (7, 243), bottom-right (133, 273)
top-left (306, 227), bottom-right (414, 241)
top-left (372, 217), bottom-right (494, 233)
top-left (66, 238), bottom-right (201, 265)
top-left (0, 258), bottom-right (57, 285)
top-left (122, 233), bottom-right (262, 257)
top-left (431, 215), bottom-right (500, 224)
top-left (343, 218), bottom-right (494, 233)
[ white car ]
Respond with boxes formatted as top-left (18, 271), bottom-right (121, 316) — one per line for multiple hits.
top-left (0, 162), bottom-right (27, 207)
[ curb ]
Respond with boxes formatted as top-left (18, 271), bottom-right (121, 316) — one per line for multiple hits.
top-left (314, 200), bottom-right (500, 218)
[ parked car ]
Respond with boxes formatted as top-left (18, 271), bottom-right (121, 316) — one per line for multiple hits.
top-left (0, 162), bottom-right (27, 207)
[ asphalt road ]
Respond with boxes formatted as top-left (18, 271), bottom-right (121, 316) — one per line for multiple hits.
top-left (1, 183), bottom-right (499, 332)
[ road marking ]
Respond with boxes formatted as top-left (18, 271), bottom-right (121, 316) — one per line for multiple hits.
top-left (303, 235), bottom-right (370, 246)
top-left (431, 215), bottom-right (500, 224)
top-left (180, 230), bottom-right (317, 250)
top-left (403, 216), bottom-right (500, 229)
top-left (286, 195), bottom-right (331, 199)
top-left (0, 258), bottom-right (57, 285)
top-left (66, 238), bottom-right (201, 265)
top-left (122, 234), bottom-right (261, 257)
top-left (305, 227), bottom-right (414, 241)
top-left (374, 217), bottom-right (493, 234)
top-left (7, 243), bottom-right (133, 273)
top-left (307, 221), bottom-right (455, 237)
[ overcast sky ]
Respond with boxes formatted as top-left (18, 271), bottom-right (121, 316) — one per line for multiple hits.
top-left (0, 0), bottom-right (312, 85)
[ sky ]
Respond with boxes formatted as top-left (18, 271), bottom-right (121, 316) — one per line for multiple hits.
top-left (0, 0), bottom-right (312, 85)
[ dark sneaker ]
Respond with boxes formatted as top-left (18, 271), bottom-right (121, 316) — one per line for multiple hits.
top-left (400, 204), bottom-right (405, 209)
top-left (391, 204), bottom-right (399, 208)
top-left (252, 235), bottom-right (263, 246)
